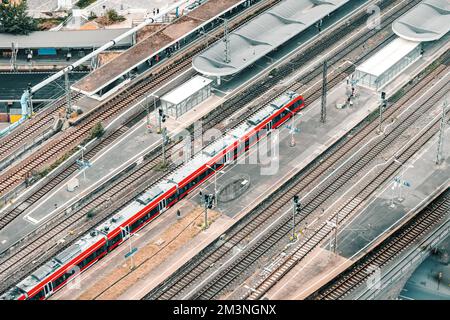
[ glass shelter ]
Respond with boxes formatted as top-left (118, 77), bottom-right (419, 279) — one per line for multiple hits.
top-left (160, 75), bottom-right (213, 119)
top-left (354, 38), bottom-right (421, 91)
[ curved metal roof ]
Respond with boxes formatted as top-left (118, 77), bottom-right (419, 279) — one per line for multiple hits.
top-left (392, 0), bottom-right (450, 42)
top-left (192, 0), bottom-right (349, 77)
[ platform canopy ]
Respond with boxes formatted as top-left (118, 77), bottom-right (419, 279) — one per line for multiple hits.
top-left (192, 0), bottom-right (349, 77)
top-left (355, 37), bottom-right (422, 90)
top-left (0, 29), bottom-right (133, 49)
top-left (357, 38), bottom-right (420, 77)
top-left (392, 0), bottom-right (450, 42)
top-left (161, 75), bottom-right (212, 105)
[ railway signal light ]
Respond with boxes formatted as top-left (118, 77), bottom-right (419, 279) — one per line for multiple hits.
top-left (200, 192), bottom-right (214, 230)
top-left (207, 194), bottom-right (215, 209)
top-left (293, 195), bottom-right (301, 214)
top-left (159, 108), bottom-right (166, 123)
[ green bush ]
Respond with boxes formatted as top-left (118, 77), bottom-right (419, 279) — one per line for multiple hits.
top-left (90, 122), bottom-right (104, 139)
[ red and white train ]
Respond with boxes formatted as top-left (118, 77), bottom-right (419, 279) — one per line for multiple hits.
top-left (1, 91), bottom-right (304, 300)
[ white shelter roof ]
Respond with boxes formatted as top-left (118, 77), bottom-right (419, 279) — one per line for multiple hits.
top-left (356, 38), bottom-right (420, 77)
top-left (0, 29), bottom-right (133, 49)
top-left (161, 75), bottom-right (212, 105)
top-left (392, 0), bottom-right (450, 42)
top-left (192, 0), bottom-right (349, 77)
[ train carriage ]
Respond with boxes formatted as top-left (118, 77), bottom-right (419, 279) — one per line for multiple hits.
top-left (1, 91), bottom-right (304, 300)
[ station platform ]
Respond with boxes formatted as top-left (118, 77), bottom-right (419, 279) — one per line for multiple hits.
top-left (5, 0), bottom-right (446, 298)
top-left (262, 87), bottom-right (450, 301)
top-left (71, 0), bottom-right (251, 96)
top-left (49, 76), bottom-right (382, 299)
top-left (47, 39), bottom-right (450, 299)
top-left (0, 87), bottom-right (226, 255)
top-left (266, 125), bottom-right (450, 300)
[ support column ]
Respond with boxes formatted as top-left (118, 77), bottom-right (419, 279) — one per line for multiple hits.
top-left (321, 60), bottom-right (327, 124)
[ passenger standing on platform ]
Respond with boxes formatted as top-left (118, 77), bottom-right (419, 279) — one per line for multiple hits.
top-left (157, 8), bottom-right (159, 14)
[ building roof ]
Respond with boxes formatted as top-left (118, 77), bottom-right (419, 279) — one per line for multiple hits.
top-left (356, 37), bottom-right (420, 77)
top-left (192, 0), bottom-right (349, 77)
top-left (71, 0), bottom-right (245, 95)
top-left (161, 75), bottom-right (212, 105)
top-left (392, 0), bottom-right (450, 42)
top-left (0, 29), bottom-right (133, 49)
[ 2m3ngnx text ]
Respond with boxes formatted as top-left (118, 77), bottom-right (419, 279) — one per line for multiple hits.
top-left (173, 304), bottom-right (277, 317)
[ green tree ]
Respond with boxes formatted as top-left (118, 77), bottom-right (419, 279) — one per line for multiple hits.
top-left (0, 0), bottom-right (38, 35)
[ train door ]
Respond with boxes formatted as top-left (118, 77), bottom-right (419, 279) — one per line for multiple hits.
top-left (158, 199), bottom-right (167, 212)
top-left (266, 121), bottom-right (273, 132)
top-left (43, 282), bottom-right (53, 298)
top-left (121, 225), bottom-right (130, 239)
top-left (224, 151), bottom-right (232, 164)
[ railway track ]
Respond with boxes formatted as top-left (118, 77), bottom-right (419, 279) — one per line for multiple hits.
top-left (145, 52), bottom-right (449, 300)
top-left (0, 92), bottom-right (82, 166)
top-left (0, 0), bottom-right (422, 294)
top-left (191, 69), bottom-right (449, 301)
top-left (0, 0), bottom-right (396, 240)
top-left (0, 0), bottom-right (285, 225)
top-left (0, 0), bottom-right (294, 288)
top-left (308, 188), bottom-right (450, 300)
top-left (0, 0), bottom-right (283, 198)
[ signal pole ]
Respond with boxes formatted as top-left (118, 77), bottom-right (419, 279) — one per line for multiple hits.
top-left (10, 42), bottom-right (18, 72)
top-left (223, 18), bottom-right (230, 63)
top-left (292, 196), bottom-right (301, 241)
top-left (333, 211), bottom-right (338, 253)
top-left (436, 99), bottom-right (448, 165)
top-left (379, 92), bottom-right (386, 134)
top-left (162, 127), bottom-right (167, 166)
top-left (158, 108), bottom-right (167, 165)
top-left (321, 60), bottom-right (327, 124)
top-left (200, 192), bottom-right (214, 230)
top-left (64, 70), bottom-right (72, 118)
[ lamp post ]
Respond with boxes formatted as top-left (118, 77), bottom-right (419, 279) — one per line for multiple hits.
top-left (77, 145), bottom-right (90, 181)
top-left (394, 158), bottom-right (413, 202)
top-left (286, 110), bottom-right (301, 147)
top-left (206, 164), bottom-right (225, 207)
top-left (121, 227), bottom-right (137, 270)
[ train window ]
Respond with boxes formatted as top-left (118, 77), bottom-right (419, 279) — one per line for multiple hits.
top-left (167, 194), bottom-right (177, 204)
top-left (274, 114), bottom-right (281, 124)
top-left (54, 275), bottom-right (65, 288)
top-left (95, 247), bottom-right (105, 257)
top-left (131, 221), bottom-right (140, 232)
top-left (31, 289), bottom-right (45, 300)
top-left (85, 252), bottom-right (96, 264)
top-left (179, 185), bottom-right (188, 195)
top-left (109, 234), bottom-right (121, 247)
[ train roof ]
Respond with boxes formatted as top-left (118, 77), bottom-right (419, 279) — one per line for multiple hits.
top-left (11, 231), bottom-right (104, 296)
top-left (1, 90), bottom-right (301, 300)
top-left (96, 201), bottom-right (146, 234)
top-left (247, 91), bottom-right (299, 126)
